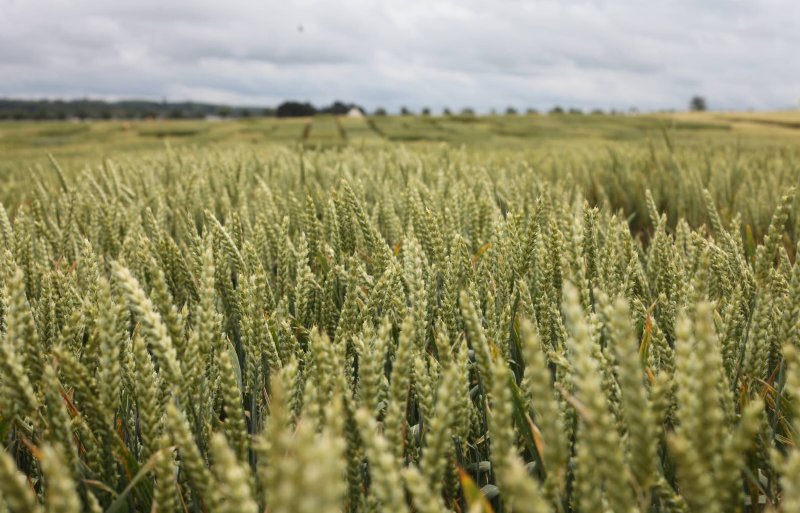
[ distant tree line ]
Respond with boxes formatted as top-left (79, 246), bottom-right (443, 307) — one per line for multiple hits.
top-left (275, 101), bottom-right (365, 118)
top-left (0, 97), bottom-right (708, 120)
top-left (0, 99), bottom-right (277, 121)
top-left (0, 99), bottom-right (365, 121)
top-left (376, 106), bottom-right (633, 117)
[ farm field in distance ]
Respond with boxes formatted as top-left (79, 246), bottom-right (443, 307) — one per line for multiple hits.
top-left (2, 109), bottom-right (800, 162)
top-left (2, 110), bottom-right (800, 513)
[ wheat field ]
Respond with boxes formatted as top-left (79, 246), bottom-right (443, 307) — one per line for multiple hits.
top-left (1, 139), bottom-right (800, 512)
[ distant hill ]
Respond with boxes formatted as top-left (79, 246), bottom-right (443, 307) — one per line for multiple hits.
top-left (0, 98), bottom-right (365, 120)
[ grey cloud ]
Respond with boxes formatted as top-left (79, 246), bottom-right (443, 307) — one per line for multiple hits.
top-left (0, 0), bottom-right (798, 111)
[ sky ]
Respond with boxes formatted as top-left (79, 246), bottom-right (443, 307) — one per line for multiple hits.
top-left (0, 0), bottom-right (798, 112)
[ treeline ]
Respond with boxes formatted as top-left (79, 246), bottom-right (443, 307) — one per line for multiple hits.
top-left (0, 99), bottom-right (369, 121)
top-left (276, 101), bottom-right (364, 117)
top-left (0, 99), bottom-right (271, 120)
top-left (0, 98), bottom-right (663, 121)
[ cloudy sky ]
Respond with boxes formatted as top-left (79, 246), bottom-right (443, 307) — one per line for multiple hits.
top-left (1, 0), bottom-right (798, 112)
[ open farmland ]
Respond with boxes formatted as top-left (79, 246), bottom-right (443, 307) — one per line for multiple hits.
top-left (1, 113), bottom-right (800, 513)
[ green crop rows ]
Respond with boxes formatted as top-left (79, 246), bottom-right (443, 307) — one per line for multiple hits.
top-left (1, 140), bottom-right (800, 512)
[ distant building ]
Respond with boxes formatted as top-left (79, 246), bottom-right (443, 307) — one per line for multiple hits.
top-left (346, 107), bottom-right (365, 118)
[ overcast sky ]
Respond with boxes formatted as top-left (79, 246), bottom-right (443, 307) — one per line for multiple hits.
top-left (1, 0), bottom-right (798, 112)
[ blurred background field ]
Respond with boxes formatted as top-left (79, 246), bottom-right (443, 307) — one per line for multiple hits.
top-left (2, 110), bottom-right (799, 170)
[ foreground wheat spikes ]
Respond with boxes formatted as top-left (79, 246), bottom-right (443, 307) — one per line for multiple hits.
top-left (0, 144), bottom-right (799, 512)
